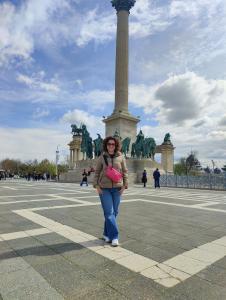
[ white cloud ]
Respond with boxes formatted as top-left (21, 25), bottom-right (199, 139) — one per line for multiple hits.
top-left (17, 72), bottom-right (60, 93)
top-left (219, 115), bottom-right (226, 127)
top-left (32, 108), bottom-right (50, 119)
top-left (169, 0), bottom-right (223, 18)
top-left (129, 72), bottom-right (226, 126)
top-left (1, 0), bottom-right (225, 72)
top-left (76, 89), bottom-right (114, 110)
top-left (60, 109), bottom-right (104, 137)
top-left (0, 127), bottom-right (70, 162)
top-left (75, 79), bottom-right (83, 88)
top-left (169, 1), bottom-right (226, 69)
top-left (0, 0), bottom-right (74, 66)
top-left (130, 0), bottom-right (172, 38)
top-left (0, 2), bottom-right (33, 65)
top-left (154, 72), bottom-right (221, 125)
top-left (129, 84), bottom-right (159, 114)
top-left (130, 0), bottom-right (226, 80)
top-left (76, 10), bottom-right (115, 46)
top-left (141, 123), bottom-right (226, 167)
top-left (130, 71), bottom-right (226, 166)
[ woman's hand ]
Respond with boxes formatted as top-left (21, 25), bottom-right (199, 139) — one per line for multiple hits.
top-left (96, 187), bottom-right (103, 195)
top-left (120, 186), bottom-right (126, 195)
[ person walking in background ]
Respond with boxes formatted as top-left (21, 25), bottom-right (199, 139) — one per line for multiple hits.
top-left (141, 169), bottom-right (147, 187)
top-left (153, 168), bottom-right (161, 188)
top-left (93, 136), bottom-right (128, 247)
top-left (80, 169), bottom-right (88, 186)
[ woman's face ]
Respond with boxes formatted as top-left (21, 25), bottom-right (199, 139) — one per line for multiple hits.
top-left (107, 139), bottom-right (116, 154)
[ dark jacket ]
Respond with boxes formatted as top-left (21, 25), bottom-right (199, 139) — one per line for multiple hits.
top-left (153, 170), bottom-right (160, 180)
top-left (142, 171), bottom-right (147, 183)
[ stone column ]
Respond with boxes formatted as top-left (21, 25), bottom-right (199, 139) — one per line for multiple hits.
top-left (70, 150), bottom-right (73, 167)
top-left (73, 149), bottom-right (76, 164)
top-left (104, 0), bottom-right (139, 145)
top-left (114, 10), bottom-right (129, 114)
top-left (161, 143), bottom-right (175, 173)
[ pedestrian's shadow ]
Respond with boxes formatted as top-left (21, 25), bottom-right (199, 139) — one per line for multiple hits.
top-left (0, 239), bottom-right (106, 260)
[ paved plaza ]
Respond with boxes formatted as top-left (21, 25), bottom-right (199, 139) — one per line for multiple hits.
top-left (0, 181), bottom-right (226, 299)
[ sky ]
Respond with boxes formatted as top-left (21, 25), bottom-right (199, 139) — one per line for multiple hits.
top-left (0, 0), bottom-right (226, 168)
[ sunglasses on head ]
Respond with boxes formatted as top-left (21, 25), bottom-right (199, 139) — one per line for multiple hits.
top-left (107, 143), bottom-right (115, 146)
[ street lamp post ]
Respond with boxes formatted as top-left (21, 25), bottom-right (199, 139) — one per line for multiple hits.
top-left (56, 145), bottom-right (60, 181)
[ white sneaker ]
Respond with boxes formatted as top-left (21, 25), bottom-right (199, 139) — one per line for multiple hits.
top-left (111, 239), bottom-right (119, 247)
top-left (103, 235), bottom-right (110, 243)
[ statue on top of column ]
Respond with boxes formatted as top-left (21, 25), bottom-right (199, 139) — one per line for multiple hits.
top-left (163, 133), bottom-right (172, 145)
top-left (111, 0), bottom-right (136, 12)
top-left (71, 124), bottom-right (82, 136)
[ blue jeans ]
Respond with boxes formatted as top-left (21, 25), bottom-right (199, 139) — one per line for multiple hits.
top-left (154, 179), bottom-right (160, 188)
top-left (99, 188), bottom-right (121, 240)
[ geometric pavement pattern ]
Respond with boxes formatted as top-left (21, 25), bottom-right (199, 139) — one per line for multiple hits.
top-left (1, 180), bottom-right (226, 299)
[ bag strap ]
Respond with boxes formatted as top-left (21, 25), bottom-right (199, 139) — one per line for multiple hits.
top-left (103, 155), bottom-right (108, 166)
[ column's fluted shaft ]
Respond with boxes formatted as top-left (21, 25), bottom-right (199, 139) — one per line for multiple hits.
top-left (114, 10), bottom-right (129, 113)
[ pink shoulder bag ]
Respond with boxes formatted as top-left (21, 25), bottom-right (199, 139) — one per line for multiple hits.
top-left (103, 155), bottom-right (122, 183)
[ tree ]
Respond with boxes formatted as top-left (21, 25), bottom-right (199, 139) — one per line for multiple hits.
top-left (174, 152), bottom-right (202, 175)
top-left (174, 158), bottom-right (187, 175)
top-left (34, 159), bottom-right (55, 176)
top-left (0, 159), bottom-right (21, 174)
top-left (58, 164), bottom-right (69, 175)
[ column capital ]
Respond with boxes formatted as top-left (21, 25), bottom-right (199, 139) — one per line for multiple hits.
top-left (111, 0), bottom-right (136, 13)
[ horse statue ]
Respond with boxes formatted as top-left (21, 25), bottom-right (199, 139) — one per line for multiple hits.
top-left (71, 124), bottom-right (82, 136)
top-left (93, 134), bottom-right (103, 157)
top-left (131, 130), bottom-right (144, 158)
top-left (142, 138), bottom-right (156, 159)
top-left (121, 137), bottom-right (131, 158)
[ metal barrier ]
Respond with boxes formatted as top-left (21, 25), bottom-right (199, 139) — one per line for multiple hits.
top-left (160, 173), bottom-right (226, 190)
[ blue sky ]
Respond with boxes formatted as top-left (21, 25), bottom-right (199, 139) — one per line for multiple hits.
top-left (0, 0), bottom-right (226, 168)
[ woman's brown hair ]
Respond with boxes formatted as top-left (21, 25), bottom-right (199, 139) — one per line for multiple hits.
top-left (102, 136), bottom-right (121, 153)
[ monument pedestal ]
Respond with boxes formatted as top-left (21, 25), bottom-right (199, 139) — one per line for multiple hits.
top-left (103, 112), bottom-right (139, 144)
top-left (160, 143), bottom-right (175, 173)
top-left (68, 136), bottom-right (83, 169)
top-left (156, 142), bottom-right (175, 173)
top-left (60, 157), bottom-right (163, 185)
top-left (126, 158), bottom-right (164, 184)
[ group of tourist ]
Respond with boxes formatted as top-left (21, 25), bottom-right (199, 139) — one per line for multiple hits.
top-left (25, 173), bottom-right (51, 181)
top-left (91, 136), bottom-right (161, 248)
top-left (141, 168), bottom-right (161, 188)
top-left (0, 171), bottom-right (6, 180)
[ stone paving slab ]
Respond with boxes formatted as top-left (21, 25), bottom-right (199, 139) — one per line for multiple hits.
top-left (1, 181), bottom-right (226, 299)
top-left (0, 267), bottom-right (64, 299)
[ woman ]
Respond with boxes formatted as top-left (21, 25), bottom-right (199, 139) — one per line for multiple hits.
top-left (142, 169), bottom-right (147, 187)
top-left (93, 136), bottom-right (128, 247)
